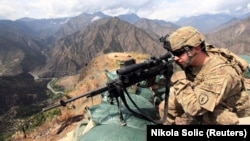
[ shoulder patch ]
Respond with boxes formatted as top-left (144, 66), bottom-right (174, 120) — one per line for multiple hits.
top-left (199, 93), bottom-right (208, 105)
top-left (195, 87), bottom-right (217, 112)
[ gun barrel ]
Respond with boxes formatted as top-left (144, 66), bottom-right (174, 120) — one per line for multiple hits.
top-left (42, 103), bottom-right (59, 112)
top-left (42, 85), bottom-right (109, 112)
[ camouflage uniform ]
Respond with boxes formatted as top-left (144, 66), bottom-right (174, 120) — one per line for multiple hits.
top-left (159, 26), bottom-right (250, 125)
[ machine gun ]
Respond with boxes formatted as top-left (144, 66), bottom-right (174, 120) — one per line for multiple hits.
top-left (43, 44), bottom-right (173, 125)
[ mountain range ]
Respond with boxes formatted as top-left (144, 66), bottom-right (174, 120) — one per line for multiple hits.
top-left (0, 11), bottom-right (249, 78)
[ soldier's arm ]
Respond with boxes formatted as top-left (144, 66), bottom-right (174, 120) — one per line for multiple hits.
top-left (171, 68), bottom-right (239, 116)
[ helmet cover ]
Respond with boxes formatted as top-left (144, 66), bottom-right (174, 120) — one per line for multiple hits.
top-left (168, 26), bottom-right (205, 51)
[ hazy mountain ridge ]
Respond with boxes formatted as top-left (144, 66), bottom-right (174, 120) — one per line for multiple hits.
top-left (37, 17), bottom-right (166, 77)
top-left (54, 12), bottom-right (111, 40)
top-left (175, 13), bottom-right (235, 33)
top-left (206, 16), bottom-right (250, 55)
top-left (118, 13), bottom-right (140, 24)
top-left (0, 20), bottom-right (46, 76)
top-left (134, 18), bottom-right (179, 37)
top-left (17, 17), bottom-right (69, 39)
top-left (210, 18), bottom-right (242, 33)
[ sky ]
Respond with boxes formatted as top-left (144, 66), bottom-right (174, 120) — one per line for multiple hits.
top-left (0, 0), bottom-right (250, 22)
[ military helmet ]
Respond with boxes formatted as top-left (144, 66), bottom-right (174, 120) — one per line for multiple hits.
top-left (168, 26), bottom-right (205, 51)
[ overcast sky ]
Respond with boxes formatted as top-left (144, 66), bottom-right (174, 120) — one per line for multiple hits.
top-left (1, 0), bottom-right (250, 22)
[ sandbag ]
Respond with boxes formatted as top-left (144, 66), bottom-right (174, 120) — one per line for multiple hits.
top-left (76, 94), bottom-right (157, 141)
top-left (239, 55), bottom-right (250, 79)
top-left (79, 124), bottom-right (146, 141)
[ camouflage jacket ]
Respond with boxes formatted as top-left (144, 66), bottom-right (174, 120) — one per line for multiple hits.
top-left (172, 48), bottom-right (249, 116)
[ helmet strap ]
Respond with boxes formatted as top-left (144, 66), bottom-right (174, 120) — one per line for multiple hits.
top-left (186, 48), bottom-right (197, 67)
top-left (186, 51), bottom-right (192, 66)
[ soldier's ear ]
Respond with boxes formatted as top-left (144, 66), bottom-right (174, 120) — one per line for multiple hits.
top-left (194, 45), bottom-right (202, 52)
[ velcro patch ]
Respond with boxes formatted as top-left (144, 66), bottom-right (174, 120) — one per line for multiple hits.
top-left (200, 78), bottom-right (225, 94)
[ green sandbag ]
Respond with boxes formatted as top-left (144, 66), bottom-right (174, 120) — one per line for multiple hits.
top-left (136, 87), bottom-right (154, 103)
top-left (87, 94), bottom-right (157, 129)
top-left (78, 93), bottom-right (157, 141)
top-left (239, 55), bottom-right (250, 78)
top-left (79, 124), bottom-right (146, 141)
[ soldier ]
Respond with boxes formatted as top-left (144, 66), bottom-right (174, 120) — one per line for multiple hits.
top-left (159, 26), bottom-right (250, 125)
